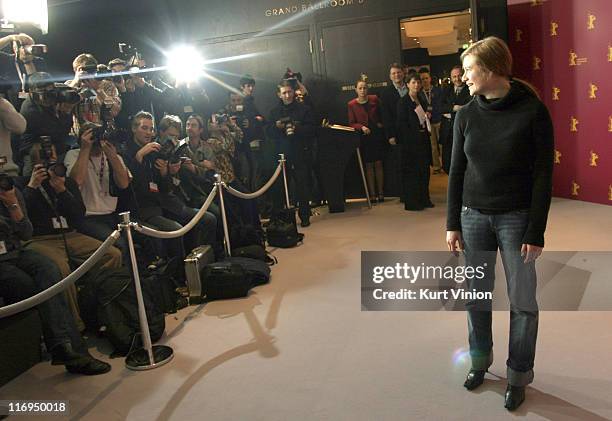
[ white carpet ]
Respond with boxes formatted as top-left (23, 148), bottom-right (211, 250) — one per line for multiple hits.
top-left (1, 174), bottom-right (611, 421)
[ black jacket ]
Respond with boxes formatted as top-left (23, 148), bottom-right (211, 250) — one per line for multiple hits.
top-left (0, 189), bottom-right (32, 260)
top-left (267, 100), bottom-right (315, 158)
top-left (121, 140), bottom-right (172, 219)
top-left (19, 97), bottom-right (73, 160)
top-left (23, 178), bottom-right (86, 236)
top-left (379, 84), bottom-right (403, 141)
top-left (396, 96), bottom-right (432, 166)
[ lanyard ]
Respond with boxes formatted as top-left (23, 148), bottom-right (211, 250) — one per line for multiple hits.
top-left (91, 154), bottom-right (107, 194)
top-left (38, 185), bottom-right (57, 209)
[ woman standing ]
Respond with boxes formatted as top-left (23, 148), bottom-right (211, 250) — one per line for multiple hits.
top-left (446, 37), bottom-right (554, 411)
top-left (348, 78), bottom-right (385, 202)
top-left (396, 73), bottom-right (433, 210)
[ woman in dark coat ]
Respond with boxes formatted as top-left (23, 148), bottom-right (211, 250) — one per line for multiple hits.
top-left (396, 73), bottom-right (433, 210)
top-left (348, 78), bottom-right (386, 202)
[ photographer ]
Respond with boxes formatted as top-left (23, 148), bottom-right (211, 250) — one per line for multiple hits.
top-left (267, 80), bottom-right (316, 227)
top-left (18, 72), bottom-right (78, 176)
top-left (0, 184), bottom-right (111, 375)
top-left (64, 122), bottom-right (132, 260)
top-left (67, 54), bottom-right (121, 131)
top-left (122, 111), bottom-right (217, 264)
top-left (156, 115), bottom-right (219, 257)
top-left (0, 33), bottom-right (39, 105)
top-left (109, 57), bottom-right (164, 131)
top-left (21, 141), bottom-right (122, 293)
top-left (224, 91), bottom-right (252, 187)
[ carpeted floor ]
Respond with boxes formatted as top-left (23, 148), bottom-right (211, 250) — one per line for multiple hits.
top-left (1, 173), bottom-right (611, 421)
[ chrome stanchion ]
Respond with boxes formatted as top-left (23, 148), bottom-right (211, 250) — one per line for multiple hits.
top-left (119, 212), bottom-right (174, 370)
top-left (355, 148), bottom-right (372, 209)
top-left (279, 153), bottom-right (291, 209)
top-left (215, 174), bottom-right (232, 257)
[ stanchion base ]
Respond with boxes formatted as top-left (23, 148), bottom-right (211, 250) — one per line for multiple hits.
top-left (125, 345), bottom-right (174, 371)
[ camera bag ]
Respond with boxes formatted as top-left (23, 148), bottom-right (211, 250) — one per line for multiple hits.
top-left (266, 207), bottom-right (304, 248)
top-left (202, 261), bottom-right (252, 300)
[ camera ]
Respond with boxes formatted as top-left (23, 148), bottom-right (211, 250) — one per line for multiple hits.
top-left (39, 136), bottom-right (67, 177)
top-left (278, 117), bottom-right (296, 136)
top-left (39, 83), bottom-right (80, 105)
top-left (23, 44), bottom-right (48, 56)
top-left (153, 136), bottom-right (181, 164)
top-left (213, 113), bottom-right (229, 125)
top-left (0, 173), bottom-right (13, 191)
top-left (0, 156), bottom-right (13, 192)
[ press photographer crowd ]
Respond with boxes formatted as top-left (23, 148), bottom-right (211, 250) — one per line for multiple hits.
top-left (0, 32), bottom-right (469, 376)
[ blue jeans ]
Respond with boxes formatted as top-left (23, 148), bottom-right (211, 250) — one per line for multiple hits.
top-left (0, 249), bottom-right (85, 353)
top-left (461, 206), bottom-right (538, 386)
top-left (77, 213), bottom-right (163, 263)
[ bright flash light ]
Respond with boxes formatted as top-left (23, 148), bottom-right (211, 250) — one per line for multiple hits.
top-left (2, 0), bottom-right (48, 34)
top-left (166, 45), bottom-right (205, 83)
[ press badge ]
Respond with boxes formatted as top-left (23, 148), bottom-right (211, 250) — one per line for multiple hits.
top-left (0, 241), bottom-right (7, 255)
top-left (172, 177), bottom-right (181, 186)
top-left (183, 105), bottom-right (194, 113)
top-left (52, 216), bottom-right (69, 229)
top-left (149, 182), bottom-right (159, 193)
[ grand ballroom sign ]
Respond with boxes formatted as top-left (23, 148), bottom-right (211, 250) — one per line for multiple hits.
top-left (265, 0), bottom-right (367, 17)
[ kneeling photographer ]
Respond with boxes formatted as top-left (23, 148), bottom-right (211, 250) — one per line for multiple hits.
top-left (19, 72), bottom-right (79, 176)
top-left (21, 138), bottom-right (122, 329)
top-left (156, 115), bottom-right (219, 258)
top-left (267, 80), bottom-right (316, 227)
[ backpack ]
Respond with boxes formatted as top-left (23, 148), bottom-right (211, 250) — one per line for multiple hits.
top-left (95, 268), bottom-right (166, 356)
top-left (266, 208), bottom-right (304, 248)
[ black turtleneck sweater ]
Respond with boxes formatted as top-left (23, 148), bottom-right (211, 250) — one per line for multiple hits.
top-left (446, 81), bottom-right (554, 247)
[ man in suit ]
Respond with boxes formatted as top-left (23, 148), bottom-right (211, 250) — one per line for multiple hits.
top-left (379, 63), bottom-right (407, 198)
top-left (440, 65), bottom-right (471, 174)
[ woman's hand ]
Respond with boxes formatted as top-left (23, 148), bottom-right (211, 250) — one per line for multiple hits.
top-left (521, 244), bottom-right (543, 263)
top-left (446, 230), bottom-right (464, 256)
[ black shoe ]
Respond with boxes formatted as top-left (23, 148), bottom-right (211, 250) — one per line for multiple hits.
top-left (370, 197), bottom-right (378, 204)
top-left (504, 385), bottom-right (525, 411)
top-left (463, 369), bottom-right (486, 390)
top-left (425, 202), bottom-right (435, 208)
top-left (66, 356), bottom-right (111, 376)
top-left (51, 343), bottom-right (90, 366)
top-left (300, 219), bottom-right (311, 227)
top-left (378, 196), bottom-right (385, 203)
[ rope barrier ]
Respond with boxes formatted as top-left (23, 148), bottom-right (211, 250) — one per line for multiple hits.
top-left (133, 184), bottom-right (218, 239)
top-left (223, 162), bottom-right (283, 199)
top-left (0, 230), bottom-right (121, 319)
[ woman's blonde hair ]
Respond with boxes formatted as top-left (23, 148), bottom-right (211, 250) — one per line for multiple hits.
top-left (461, 36), bottom-right (512, 78)
top-left (461, 36), bottom-right (540, 98)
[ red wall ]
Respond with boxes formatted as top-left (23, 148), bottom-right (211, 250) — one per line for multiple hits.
top-left (507, 0), bottom-right (611, 205)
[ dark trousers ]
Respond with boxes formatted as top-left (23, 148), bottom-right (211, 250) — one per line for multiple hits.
top-left (460, 207), bottom-right (539, 386)
top-left (0, 249), bottom-right (85, 353)
top-left (400, 134), bottom-right (431, 210)
top-left (77, 213), bottom-right (164, 264)
top-left (273, 151), bottom-right (312, 222)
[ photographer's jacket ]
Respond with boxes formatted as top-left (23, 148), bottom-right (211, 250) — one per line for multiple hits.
top-left (267, 100), bottom-right (315, 158)
top-left (0, 189), bottom-right (32, 261)
top-left (19, 97), bottom-right (73, 160)
top-left (121, 140), bottom-right (172, 219)
top-left (23, 178), bottom-right (86, 236)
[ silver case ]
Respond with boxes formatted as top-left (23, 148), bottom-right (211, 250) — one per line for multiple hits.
top-left (184, 245), bottom-right (215, 301)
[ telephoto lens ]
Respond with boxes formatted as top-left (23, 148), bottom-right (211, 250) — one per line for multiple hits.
top-left (0, 173), bottom-right (14, 191)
